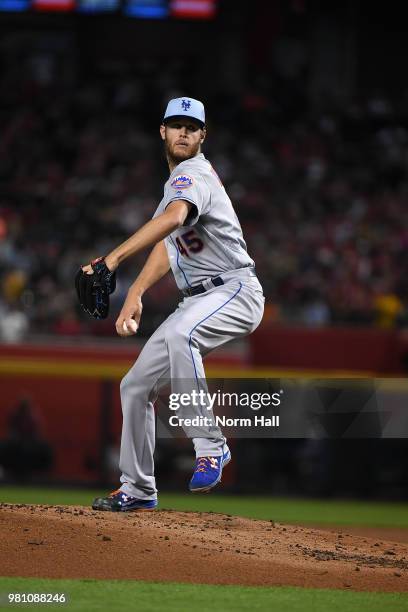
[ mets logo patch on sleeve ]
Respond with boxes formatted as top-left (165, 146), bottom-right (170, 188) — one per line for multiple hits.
top-left (171, 174), bottom-right (194, 190)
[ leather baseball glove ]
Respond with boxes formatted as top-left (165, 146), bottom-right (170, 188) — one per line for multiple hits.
top-left (75, 257), bottom-right (116, 319)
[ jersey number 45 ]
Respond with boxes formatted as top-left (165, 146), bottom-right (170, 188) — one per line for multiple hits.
top-left (175, 230), bottom-right (204, 257)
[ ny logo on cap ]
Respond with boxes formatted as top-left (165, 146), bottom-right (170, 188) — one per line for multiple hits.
top-left (181, 99), bottom-right (191, 111)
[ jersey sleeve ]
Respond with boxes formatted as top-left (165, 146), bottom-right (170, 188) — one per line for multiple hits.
top-left (163, 169), bottom-right (211, 226)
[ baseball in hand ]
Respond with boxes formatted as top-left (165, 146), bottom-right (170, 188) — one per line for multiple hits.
top-left (122, 319), bottom-right (138, 334)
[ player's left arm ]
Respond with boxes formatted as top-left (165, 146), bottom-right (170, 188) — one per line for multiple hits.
top-left (81, 200), bottom-right (192, 274)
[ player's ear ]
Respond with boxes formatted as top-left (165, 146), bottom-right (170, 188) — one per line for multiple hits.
top-left (200, 127), bottom-right (206, 144)
top-left (159, 124), bottom-right (166, 141)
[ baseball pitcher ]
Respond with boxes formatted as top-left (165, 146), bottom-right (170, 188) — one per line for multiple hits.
top-left (76, 97), bottom-right (265, 511)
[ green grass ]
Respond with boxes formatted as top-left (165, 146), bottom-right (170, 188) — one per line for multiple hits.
top-left (0, 578), bottom-right (407, 612)
top-left (1, 486), bottom-right (408, 528)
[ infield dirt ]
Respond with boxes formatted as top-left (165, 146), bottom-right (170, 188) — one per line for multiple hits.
top-left (1, 504), bottom-right (407, 592)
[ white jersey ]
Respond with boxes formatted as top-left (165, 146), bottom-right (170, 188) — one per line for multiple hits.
top-left (153, 153), bottom-right (255, 291)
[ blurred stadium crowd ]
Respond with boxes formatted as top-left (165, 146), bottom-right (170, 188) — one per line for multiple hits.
top-left (1, 56), bottom-right (408, 340)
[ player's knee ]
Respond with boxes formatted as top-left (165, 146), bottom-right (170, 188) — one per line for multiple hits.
top-left (120, 369), bottom-right (146, 399)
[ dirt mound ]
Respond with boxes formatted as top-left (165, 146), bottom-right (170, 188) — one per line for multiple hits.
top-left (1, 503), bottom-right (407, 592)
top-left (310, 524), bottom-right (408, 545)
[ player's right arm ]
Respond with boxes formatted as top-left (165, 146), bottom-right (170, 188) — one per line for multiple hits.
top-left (116, 240), bottom-right (170, 337)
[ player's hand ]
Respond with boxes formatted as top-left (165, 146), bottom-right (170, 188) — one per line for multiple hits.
top-left (116, 295), bottom-right (143, 337)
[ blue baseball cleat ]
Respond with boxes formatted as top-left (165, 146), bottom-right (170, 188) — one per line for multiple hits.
top-left (189, 448), bottom-right (231, 493)
top-left (92, 489), bottom-right (158, 512)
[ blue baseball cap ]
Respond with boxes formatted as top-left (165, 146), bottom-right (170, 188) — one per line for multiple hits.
top-left (163, 97), bottom-right (205, 128)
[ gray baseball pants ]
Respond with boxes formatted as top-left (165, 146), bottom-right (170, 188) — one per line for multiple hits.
top-left (119, 268), bottom-right (265, 500)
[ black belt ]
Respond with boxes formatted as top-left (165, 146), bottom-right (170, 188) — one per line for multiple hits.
top-left (182, 276), bottom-right (224, 297)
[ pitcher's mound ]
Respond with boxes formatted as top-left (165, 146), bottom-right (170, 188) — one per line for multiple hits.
top-left (1, 504), bottom-right (407, 592)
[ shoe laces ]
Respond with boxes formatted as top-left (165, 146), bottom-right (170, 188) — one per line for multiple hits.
top-left (109, 488), bottom-right (123, 497)
top-left (195, 457), bottom-right (218, 473)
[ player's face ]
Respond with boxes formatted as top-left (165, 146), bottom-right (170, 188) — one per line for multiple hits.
top-left (160, 120), bottom-right (206, 163)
